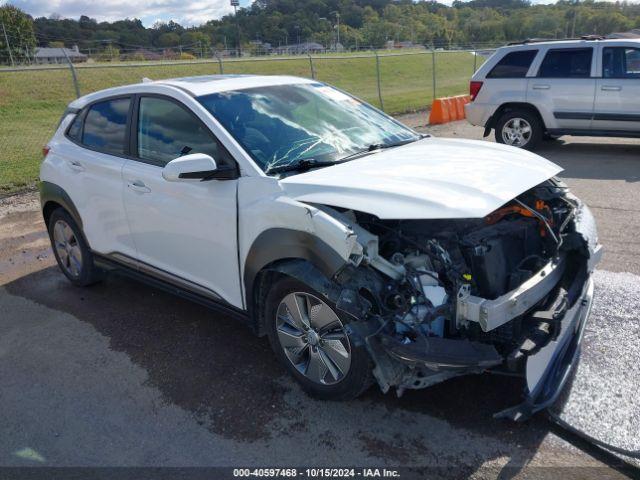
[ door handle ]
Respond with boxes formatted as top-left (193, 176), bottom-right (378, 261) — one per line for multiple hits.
top-left (127, 180), bottom-right (151, 194)
top-left (67, 160), bottom-right (85, 172)
top-left (601, 85), bottom-right (622, 91)
top-left (532, 84), bottom-right (550, 90)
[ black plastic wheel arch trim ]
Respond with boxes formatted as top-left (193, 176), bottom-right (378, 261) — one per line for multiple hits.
top-left (40, 181), bottom-right (84, 229)
top-left (244, 228), bottom-right (347, 316)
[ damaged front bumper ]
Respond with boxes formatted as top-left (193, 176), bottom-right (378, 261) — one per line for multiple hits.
top-left (333, 199), bottom-right (602, 418)
top-left (495, 272), bottom-right (595, 421)
top-left (357, 262), bottom-right (598, 417)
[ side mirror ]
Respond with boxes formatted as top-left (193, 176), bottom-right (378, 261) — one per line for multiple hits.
top-left (162, 153), bottom-right (218, 182)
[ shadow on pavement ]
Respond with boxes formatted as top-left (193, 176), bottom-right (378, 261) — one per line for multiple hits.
top-left (535, 140), bottom-right (640, 183)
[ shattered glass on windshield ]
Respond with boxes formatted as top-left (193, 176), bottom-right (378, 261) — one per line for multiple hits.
top-left (197, 83), bottom-right (420, 174)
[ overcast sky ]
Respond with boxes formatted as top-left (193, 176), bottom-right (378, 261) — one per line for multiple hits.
top-left (3, 0), bottom-right (636, 27)
top-left (5, 0), bottom-right (251, 26)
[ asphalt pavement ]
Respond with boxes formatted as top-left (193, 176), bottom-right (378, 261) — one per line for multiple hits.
top-left (0, 119), bottom-right (639, 478)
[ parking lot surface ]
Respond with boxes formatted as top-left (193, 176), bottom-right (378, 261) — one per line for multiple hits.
top-left (1, 119), bottom-right (639, 478)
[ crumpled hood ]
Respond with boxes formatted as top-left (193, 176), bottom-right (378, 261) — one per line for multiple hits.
top-left (279, 137), bottom-right (563, 219)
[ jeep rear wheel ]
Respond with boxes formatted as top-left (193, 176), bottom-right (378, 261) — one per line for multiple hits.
top-left (495, 109), bottom-right (543, 150)
top-left (265, 276), bottom-right (373, 400)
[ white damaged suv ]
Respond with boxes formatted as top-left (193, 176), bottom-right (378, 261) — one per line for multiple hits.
top-left (41, 75), bottom-right (601, 420)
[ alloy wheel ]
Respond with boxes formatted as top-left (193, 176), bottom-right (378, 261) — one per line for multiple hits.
top-left (502, 117), bottom-right (532, 147)
top-left (276, 292), bottom-right (352, 385)
top-left (53, 219), bottom-right (83, 278)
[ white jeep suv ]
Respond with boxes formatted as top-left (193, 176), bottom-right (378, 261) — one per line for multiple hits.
top-left (466, 38), bottom-right (640, 150)
top-left (41, 75), bottom-right (601, 419)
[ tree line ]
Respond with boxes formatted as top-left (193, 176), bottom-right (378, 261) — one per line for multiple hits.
top-left (1, 0), bottom-right (640, 63)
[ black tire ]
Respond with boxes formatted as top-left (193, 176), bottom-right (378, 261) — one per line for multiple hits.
top-left (47, 208), bottom-right (104, 287)
top-left (495, 108), bottom-right (543, 151)
top-left (265, 276), bottom-right (373, 400)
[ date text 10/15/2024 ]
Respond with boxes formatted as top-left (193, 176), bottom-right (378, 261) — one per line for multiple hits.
top-left (233, 468), bottom-right (401, 478)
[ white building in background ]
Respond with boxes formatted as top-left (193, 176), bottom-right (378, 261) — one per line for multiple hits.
top-left (34, 45), bottom-right (88, 64)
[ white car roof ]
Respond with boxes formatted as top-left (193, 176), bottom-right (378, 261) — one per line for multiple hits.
top-left (156, 74), bottom-right (316, 96)
top-left (69, 74), bottom-right (316, 108)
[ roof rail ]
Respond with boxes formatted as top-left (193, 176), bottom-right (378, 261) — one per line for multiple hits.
top-left (507, 35), bottom-right (605, 46)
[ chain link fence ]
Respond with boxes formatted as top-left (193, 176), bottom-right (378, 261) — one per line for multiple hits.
top-left (0, 49), bottom-right (490, 194)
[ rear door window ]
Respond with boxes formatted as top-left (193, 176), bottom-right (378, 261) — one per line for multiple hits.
top-left (538, 48), bottom-right (593, 78)
top-left (82, 97), bottom-right (130, 155)
top-left (603, 47), bottom-right (640, 78)
top-left (487, 50), bottom-right (538, 78)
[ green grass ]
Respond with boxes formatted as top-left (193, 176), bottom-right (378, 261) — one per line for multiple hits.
top-left (0, 51), bottom-right (480, 194)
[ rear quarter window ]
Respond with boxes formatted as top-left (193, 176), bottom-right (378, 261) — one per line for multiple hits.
top-left (487, 50), bottom-right (538, 78)
top-left (66, 113), bottom-right (83, 141)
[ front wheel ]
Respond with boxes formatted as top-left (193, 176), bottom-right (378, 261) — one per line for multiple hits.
top-left (265, 277), bottom-right (373, 400)
top-left (495, 109), bottom-right (543, 150)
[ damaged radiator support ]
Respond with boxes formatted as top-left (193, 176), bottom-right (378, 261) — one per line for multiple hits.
top-left (456, 257), bottom-right (567, 332)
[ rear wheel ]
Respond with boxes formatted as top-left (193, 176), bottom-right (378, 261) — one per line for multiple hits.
top-left (265, 276), bottom-right (373, 400)
top-left (48, 208), bottom-right (103, 287)
top-left (495, 109), bottom-right (543, 150)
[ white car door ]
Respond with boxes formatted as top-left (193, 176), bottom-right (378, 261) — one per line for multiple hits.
top-left (528, 47), bottom-right (596, 132)
top-left (121, 94), bottom-right (243, 308)
top-left (57, 96), bottom-right (137, 258)
top-left (593, 45), bottom-right (640, 132)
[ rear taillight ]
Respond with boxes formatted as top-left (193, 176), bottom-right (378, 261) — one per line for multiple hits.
top-left (42, 146), bottom-right (50, 157)
top-left (470, 81), bottom-right (483, 101)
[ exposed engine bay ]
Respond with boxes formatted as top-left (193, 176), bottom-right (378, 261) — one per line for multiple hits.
top-left (314, 178), bottom-right (598, 399)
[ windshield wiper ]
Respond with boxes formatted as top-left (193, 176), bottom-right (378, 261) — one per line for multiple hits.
top-left (336, 138), bottom-right (420, 163)
top-left (265, 158), bottom-right (336, 175)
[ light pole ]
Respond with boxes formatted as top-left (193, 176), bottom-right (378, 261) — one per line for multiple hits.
top-left (230, 0), bottom-right (241, 57)
top-left (319, 17), bottom-right (329, 49)
top-left (329, 11), bottom-right (340, 50)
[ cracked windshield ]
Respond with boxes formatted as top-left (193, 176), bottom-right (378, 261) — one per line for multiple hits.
top-left (197, 82), bottom-right (420, 174)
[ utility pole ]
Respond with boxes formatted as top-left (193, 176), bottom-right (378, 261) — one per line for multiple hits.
top-left (329, 11), bottom-right (340, 50)
top-left (231, 0), bottom-right (241, 57)
top-left (2, 22), bottom-right (15, 67)
top-left (571, 8), bottom-right (578, 38)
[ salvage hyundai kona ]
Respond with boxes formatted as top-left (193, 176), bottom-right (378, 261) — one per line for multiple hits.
top-left (41, 75), bottom-right (601, 420)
